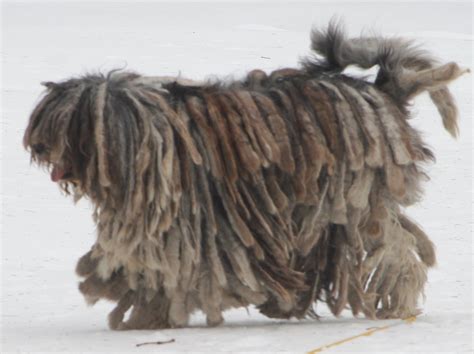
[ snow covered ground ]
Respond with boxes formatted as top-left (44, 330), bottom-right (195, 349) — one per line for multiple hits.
top-left (1, 1), bottom-right (472, 352)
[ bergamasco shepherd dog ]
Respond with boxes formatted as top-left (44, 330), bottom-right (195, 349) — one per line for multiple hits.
top-left (24, 22), bottom-right (468, 330)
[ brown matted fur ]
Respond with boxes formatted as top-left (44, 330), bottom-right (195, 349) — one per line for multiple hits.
top-left (24, 23), bottom-right (468, 330)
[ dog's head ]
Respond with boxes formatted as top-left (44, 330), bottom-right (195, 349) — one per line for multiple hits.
top-left (23, 71), bottom-right (151, 208)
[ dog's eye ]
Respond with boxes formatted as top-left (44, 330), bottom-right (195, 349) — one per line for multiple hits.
top-left (32, 143), bottom-right (47, 154)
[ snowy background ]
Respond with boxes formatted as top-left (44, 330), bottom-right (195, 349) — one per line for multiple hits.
top-left (1, 1), bottom-right (472, 352)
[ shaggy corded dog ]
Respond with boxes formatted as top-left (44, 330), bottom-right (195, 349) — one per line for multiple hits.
top-left (24, 23), bottom-right (468, 330)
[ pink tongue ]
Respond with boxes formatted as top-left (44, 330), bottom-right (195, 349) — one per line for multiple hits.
top-left (51, 165), bottom-right (65, 182)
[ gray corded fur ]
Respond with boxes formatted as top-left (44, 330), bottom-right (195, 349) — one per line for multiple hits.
top-left (23, 23), bottom-right (468, 330)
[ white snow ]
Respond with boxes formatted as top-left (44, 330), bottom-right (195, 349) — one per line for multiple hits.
top-left (1, 1), bottom-right (472, 353)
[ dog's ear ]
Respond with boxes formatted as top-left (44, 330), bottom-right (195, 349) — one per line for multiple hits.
top-left (41, 81), bottom-right (59, 89)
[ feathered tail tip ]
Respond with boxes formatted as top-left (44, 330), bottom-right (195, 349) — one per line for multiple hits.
top-left (309, 20), bottom-right (470, 138)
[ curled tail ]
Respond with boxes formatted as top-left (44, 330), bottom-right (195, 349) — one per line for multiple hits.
top-left (307, 21), bottom-right (469, 137)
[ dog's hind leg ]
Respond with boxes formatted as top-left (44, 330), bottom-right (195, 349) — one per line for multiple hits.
top-left (398, 213), bottom-right (436, 267)
top-left (370, 211), bottom-right (428, 319)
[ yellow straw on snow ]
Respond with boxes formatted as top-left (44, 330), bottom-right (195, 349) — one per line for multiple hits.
top-left (307, 316), bottom-right (417, 353)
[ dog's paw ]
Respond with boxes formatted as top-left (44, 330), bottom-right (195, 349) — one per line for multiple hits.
top-left (78, 271), bottom-right (129, 303)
